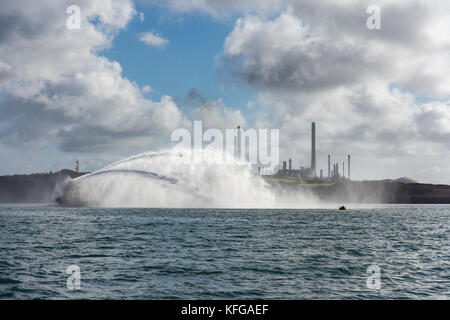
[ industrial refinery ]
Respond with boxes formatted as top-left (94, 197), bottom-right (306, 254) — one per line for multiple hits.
top-left (273, 122), bottom-right (351, 183)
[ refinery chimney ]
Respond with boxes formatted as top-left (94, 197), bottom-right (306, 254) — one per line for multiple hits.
top-left (289, 158), bottom-right (292, 171)
top-left (348, 154), bottom-right (351, 179)
top-left (311, 122), bottom-right (316, 177)
top-left (328, 155), bottom-right (330, 179)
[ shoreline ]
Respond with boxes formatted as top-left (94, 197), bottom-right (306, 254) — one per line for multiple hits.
top-left (2, 170), bottom-right (450, 204)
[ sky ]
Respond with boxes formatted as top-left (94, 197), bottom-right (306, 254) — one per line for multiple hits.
top-left (1, 0), bottom-right (450, 184)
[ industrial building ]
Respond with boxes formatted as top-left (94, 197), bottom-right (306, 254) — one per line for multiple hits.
top-left (274, 122), bottom-right (351, 182)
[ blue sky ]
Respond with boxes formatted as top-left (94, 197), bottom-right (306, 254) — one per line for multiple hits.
top-left (103, 5), bottom-right (255, 118)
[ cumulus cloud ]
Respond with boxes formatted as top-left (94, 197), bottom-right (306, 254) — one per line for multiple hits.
top-left (139, 31), bottom-right (169, 48)
top-left (222, 5), bottom-right (450, 97)
top-left (0, 0), bottom-right (250, 174)
top-left (0, 0), bottom-right (181, 154)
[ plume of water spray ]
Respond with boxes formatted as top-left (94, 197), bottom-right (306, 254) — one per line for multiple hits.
top-left (60, 149), bottom-right (278, 208)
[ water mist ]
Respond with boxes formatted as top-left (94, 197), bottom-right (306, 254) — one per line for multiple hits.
top-left (58, 149), bottom-right (282, 208)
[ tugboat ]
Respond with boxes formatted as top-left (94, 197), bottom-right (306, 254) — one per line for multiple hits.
top-left (339, 205), bottom-right (347, 210)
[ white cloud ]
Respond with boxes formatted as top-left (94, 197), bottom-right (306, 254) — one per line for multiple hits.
top-left (141, 85), bottom-right (152, 93)
top-left (139, 31), bottom-right (169, 48)
top-left (223, 7), bottom-right (450, 97)
top-left (0, 0), bottom-right (181, 153)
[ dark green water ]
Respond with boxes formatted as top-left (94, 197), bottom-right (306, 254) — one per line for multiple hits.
top-left (0, 205), bottom-right (449, 299)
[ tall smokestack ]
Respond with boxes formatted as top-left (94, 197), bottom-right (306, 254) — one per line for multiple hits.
top-left (237, 125), bottom-right (241, 160)
top-left (311, 122), bottom-right (316, 177)
top-left (328, 155), bottom-right (330, 179)
top-left (289, 158), bottom-right (292, 171)
top-left (343, 162), bottom-right (345, 178)
top-left (348, 154), bottom-right (351, 179)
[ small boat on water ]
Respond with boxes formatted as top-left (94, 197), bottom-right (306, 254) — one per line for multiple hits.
top-left (339, 205), bottom-right (347, 210)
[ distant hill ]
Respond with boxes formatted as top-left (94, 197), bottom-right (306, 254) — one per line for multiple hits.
top-left (394, 177), bottom-right (422, 184)
top-left (0, 170), bottom-right (88, 203)
top-left (381, 177), bottom-right (422, 184)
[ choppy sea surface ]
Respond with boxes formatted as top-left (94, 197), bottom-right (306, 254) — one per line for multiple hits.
top-left (0, 204), bottom-right (448, 299)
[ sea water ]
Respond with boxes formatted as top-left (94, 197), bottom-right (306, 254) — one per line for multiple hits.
top-left (0, 204), bottom-right (448, 299)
